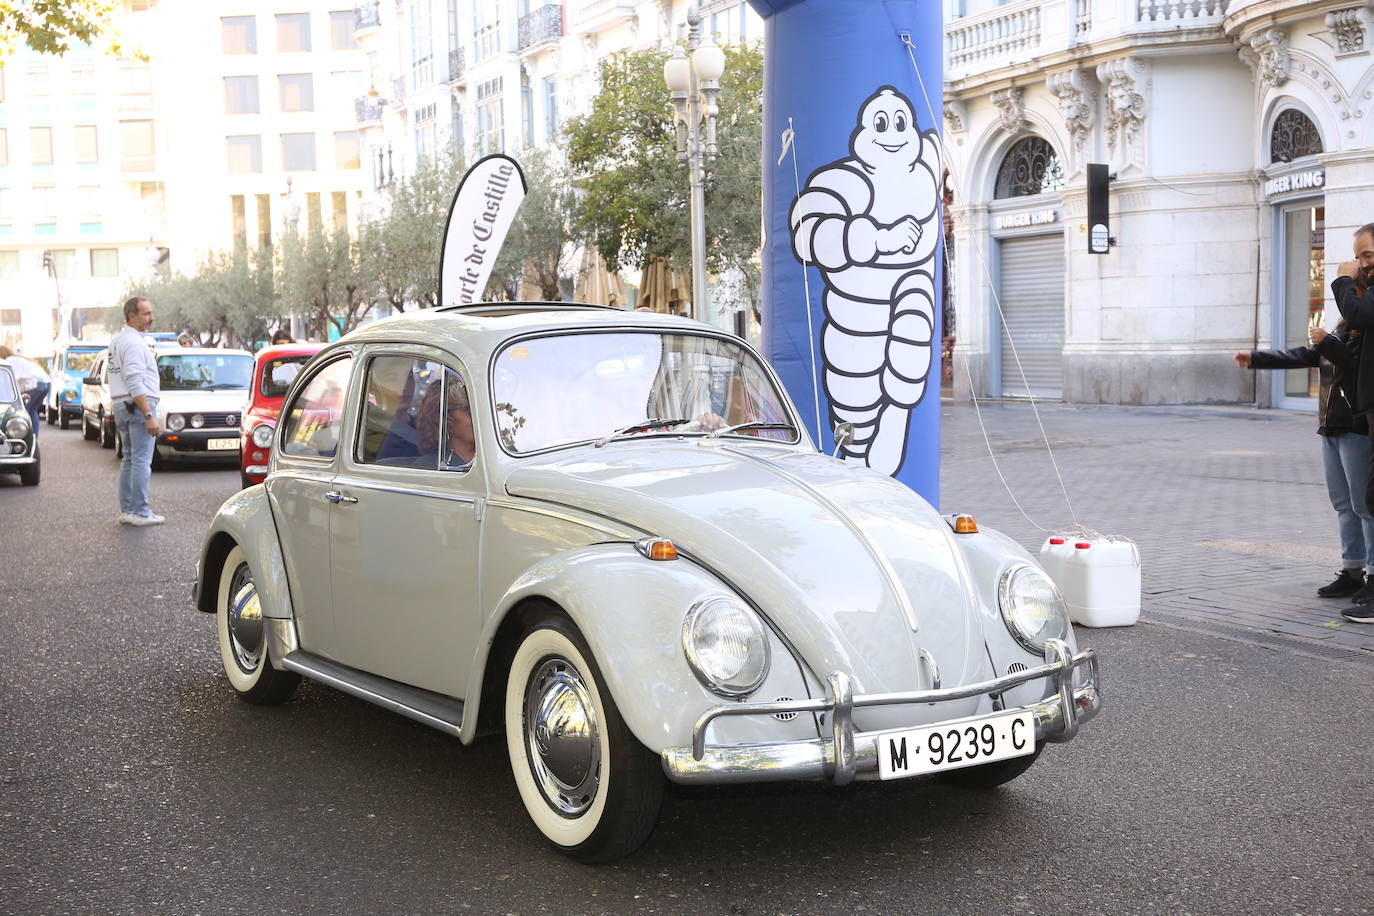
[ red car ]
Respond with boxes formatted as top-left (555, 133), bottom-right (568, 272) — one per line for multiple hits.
top-left (239, 343), bottom-right (325, 487)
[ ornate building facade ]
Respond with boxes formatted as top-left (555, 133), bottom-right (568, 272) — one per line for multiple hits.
top-left (944, 0), bottom-right (1374, 408)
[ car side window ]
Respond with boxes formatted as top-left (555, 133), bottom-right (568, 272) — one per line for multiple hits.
top-left (279, 356), bottom-right (353, 459)
top-left (356, 355), bottom-right (443, 469)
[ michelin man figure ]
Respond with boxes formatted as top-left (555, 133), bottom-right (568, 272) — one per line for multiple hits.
top-left (789, 86), bottom-right (941, 476)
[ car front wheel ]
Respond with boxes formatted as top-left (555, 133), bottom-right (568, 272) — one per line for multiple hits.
top-left (59, 409), bottom-right (71, 430)
top-left (504, 611), bottom-right (664, 863)
top-left (81, 411), bottom-right (97, 441)
top-left (19, 447), bottom-right (39, 486)
top-left (216, 545), bottom-right (300, 705)
top-left (99, 414), bottom-right (115, 449)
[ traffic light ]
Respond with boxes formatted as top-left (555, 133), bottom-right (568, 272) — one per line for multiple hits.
top-left (42, 250), bottom-right (53, 272)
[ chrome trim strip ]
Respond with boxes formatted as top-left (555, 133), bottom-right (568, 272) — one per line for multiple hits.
top-left (330, 478), bottom-right (478, 504)
top-left (719, 446), bottom-right (922, 633)
top-left (280, 652), bottom-right (464, 738)
top-left (684, 639), bottom-right (1097, 762)
top-left (484, 497), bottom-right (633, 537)
top-left (661, 682), bottom-right (1102, 785)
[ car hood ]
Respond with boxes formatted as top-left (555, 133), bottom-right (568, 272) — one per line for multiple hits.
top-left (158, 390), bottom-right (249, 415)
top-left (504, 441), bottom-right (989, 724)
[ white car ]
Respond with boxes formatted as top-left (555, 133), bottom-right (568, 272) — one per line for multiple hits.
top-left (144, 347), bottom-right (252, 466)
top-left (193, 304), bottom-right (1101, 862)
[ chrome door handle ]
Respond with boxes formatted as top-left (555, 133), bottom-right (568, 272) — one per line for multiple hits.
top-left (324, 490), bottom-right (358, 504)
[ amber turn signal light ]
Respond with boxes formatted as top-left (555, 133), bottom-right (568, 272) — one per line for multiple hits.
top-left (635, 537), bottom-right (679, 561)
top-left (952, 514), bottom-right (978, 534)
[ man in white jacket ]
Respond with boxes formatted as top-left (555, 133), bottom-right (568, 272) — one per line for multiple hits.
top-left (108, 297), bottom-right (164, 526)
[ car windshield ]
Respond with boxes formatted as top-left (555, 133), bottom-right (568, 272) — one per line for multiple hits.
top-left (491, 331), bottom-right (796, 454)
top-left (158, 354), bottom-right (252, 391)
top-left (260, 355), bottom-right (311, 398)
top-left (65, 351), bottom-right (98, 373)
top-left (0, 368), bottom-right (15, 402)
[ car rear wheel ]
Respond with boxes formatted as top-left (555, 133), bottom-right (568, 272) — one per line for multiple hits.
top-left (59, 409), bottom-right (71, 430)
top-left (45, 404), bottom-right (55, 425)
top-left (99, 413), bottom-right (115, 449)
top-left (81, 411), bottom-right (97, 441)
top-left (19, 447), bottom-right (39, 486)
top-left (505, 611), bottom-right (664, 863)
top-left (216, 545), bottom-right (301, 705)
top-left (939, 743), bottom-right (1042, 789)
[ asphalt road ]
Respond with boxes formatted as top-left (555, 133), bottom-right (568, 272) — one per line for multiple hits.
top-left (2, 427), bottom-right (1372, 915)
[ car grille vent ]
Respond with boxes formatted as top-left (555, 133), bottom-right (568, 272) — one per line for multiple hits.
top-left (1007, 662), bottom-right (1029, 674)
top-left (772, 698), bottom-right (798, 722)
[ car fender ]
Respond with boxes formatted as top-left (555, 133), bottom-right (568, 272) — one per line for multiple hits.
top-left (194, 483), bottom-right (294, 622)
top-left (950, 525), bottom-right (1080, 709)
top-left (462, 543), bottom-right (818, 752)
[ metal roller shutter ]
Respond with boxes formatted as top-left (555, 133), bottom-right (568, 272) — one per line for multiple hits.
top-left (998, 234), bottom-right (1065, 399)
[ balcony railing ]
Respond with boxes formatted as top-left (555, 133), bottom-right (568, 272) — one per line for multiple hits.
top-left (1133, 0), bottom-right (1229, 26)
top-left (392, 77), bottom-right (406, 106)
top-left (519, 4), bottom-right (564, 50)
top-left (354, 95), bottom-right (383, 123)
top-left (354, 1), bottom-right (380, 31)
top-left (947, 0), bottom-right (1042, 78)
top-left (570, 0), bottom-right (635, 30)
top-left (449, 47), bottom-right (465, 81)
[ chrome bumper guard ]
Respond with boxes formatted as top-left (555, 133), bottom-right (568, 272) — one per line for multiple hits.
top-left (661, 638), bottom-right (1100, 786)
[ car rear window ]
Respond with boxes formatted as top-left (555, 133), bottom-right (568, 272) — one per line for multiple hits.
top-left (260, 355), bottom-right (311, 398)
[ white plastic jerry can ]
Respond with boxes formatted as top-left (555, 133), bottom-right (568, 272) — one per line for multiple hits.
top-left (1039, 535), bottom-right (1141, 627)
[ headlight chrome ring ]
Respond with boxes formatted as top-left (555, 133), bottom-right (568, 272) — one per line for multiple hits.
top-left (682, 596), bottom-right (771, 699)
top-left (167, 413), bottom-right (186, 432)
top-left (5, 415), bottom-right (31, 439)
top-left (997, 562), bottom-right (1069, 654)
top-left (251, 424), bottom-right (274, 448)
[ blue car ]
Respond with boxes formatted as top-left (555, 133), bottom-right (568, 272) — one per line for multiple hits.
top-left (45, 344), bottom-right (104, 429)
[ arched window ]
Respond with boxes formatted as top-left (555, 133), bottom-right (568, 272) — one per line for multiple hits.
top-left (994, 136), bottom-right (1065, 199)
top-left (1270, 109), bottom-right (1323, 163)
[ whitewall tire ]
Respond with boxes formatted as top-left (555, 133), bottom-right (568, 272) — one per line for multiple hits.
top-left (216, 545), bottom-right (300, 705)
top-left (504, 611), bottom-right (664, 862)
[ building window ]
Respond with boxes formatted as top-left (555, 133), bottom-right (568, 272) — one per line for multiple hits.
top-left (119, 120), bottom-right (155, 171)
top-left (448, 0), bottom-right (460, 51)
top-left (1270, 109), bottom-right (1323, 164)
top-left (993, 136), bottom-right (1064, 199)
top-left (119, 64), bottom-right (152, 98)
top-left (410, 0), bottom-right (434, 89)
top-left (282, 133), bottom-right (317, 171)
top-left (277, 13), bottom-right (311, 52)
top-left (49, 249), bottom-right (76, 278)
top-left (330, 10), bottom-right (357, 49)
top-left (226, 135), bottom-right (263, 173)
top-left (222, 16), bottom-right (257, 53)
top-left (77, 185), bottom-right (100, 216)
top-left (451, 98), bottom-right (464, 152)
top-left (224, 76), bottom-right (260, 114)
top-left (90, 248), bottom-right (118, 277)
top-left (71, 64), bottom-right (95, 93)
top-left (256, 194), bottom-right (271, 248)
top-left (332, 190), bottom-right (347, 231)
top-left (279, 73), bottom-right (314, 112)
top-left (521, 80), bottom-right (533, 147)
top-left (334, 130), bottom-right (360, 169)
top-left (231, 194), bottom-right (247, 247)
top-left (0, 129), bottom-right (7, 166)
top-left (414, 103), bottom-right (436, 161)
top-left (27, 67), bottom-right (49, 96)
top-left (0, 251), bottom-right (17, 279)
top-left (140, 181), bottom-right (164, 219)
top-left (474, 0), bottom-right (501, 61)
top-left (0, 66), bottom-right (5, 102)
top-left (543, 77), bottom-right (557, 143)
top-left (306, 191), bottom-right (322, 233)
top-left (0, 188), bottom-right (12, 219)
top-left (30, 127), bottom-right (53, 165)
top-left (476, 77), bottom-right (503, 155)
top-left (75, 125), bottom-right (98, 163)
top-left (33, 184), bottom-right (56, 217)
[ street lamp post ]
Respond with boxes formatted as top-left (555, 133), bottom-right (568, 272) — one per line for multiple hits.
top-left (663, 5), bottom-right (725, 323)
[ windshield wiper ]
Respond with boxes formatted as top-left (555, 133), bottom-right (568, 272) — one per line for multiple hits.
top-left (706, 421), bottom-right (797, 439)
top-left (594, 418), bottom-right (692, 448)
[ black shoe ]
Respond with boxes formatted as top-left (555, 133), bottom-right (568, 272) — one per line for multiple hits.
top-left (1350, 578), bottom-right (1374, 605)
top-left (1317, 570), bottom-right (1365, 598)
top-left (1340, 604), bottom-right (1374, 623)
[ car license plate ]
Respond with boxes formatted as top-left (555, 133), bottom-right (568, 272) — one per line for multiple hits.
top-left (207, 437), bottom-right (240, 451)
top-left (876, 709), bottom-right (1035, 780)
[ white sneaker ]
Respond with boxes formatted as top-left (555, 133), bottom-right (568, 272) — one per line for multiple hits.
top-left (117, 512), bottom-right (137, 525)
top-left (127, 512), bottom-right (165, 526)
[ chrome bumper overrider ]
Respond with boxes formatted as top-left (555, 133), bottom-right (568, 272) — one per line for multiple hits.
top-left (661, 638), bottom-right (1100, 785)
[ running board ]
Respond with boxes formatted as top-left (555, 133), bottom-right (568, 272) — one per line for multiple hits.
top-left (280, 651), bottom-right (464, 738)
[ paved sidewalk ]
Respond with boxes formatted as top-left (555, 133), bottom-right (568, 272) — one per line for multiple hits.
top-left (939, 399), bottom-right (1374, 660)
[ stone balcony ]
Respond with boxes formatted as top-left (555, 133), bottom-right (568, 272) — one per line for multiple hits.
top-left (519, 4), bottom-right (564, 51)
top-left (354, 1), bottom-right (380, 33)
top-left (448, 47), bottom-right (465, 83)
top-left (569, 0), bottom-right (636, 33)
top-left (354, 95), bottom-right (383, 125)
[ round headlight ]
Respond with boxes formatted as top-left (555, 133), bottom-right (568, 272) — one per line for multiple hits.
top-left (682, 596), bottom-right (770, 698)
top-left (190, 413), bottom-right (205, 428)
top-left (251, 424), bottom-right (274, 448)
top-left (64, 388), bottom-right (78, 400)
top-left (998, 563), bottom-right (1069, 653)
top-left (167, 414), bottom-right (186, 432)
top-left (5, 415), bottom-right (31, 439)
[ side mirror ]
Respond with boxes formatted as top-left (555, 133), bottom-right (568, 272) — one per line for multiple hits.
top-left (832, 421), bottom-right (854, 459)
top-left (82, 377), bottom-right (97, 385)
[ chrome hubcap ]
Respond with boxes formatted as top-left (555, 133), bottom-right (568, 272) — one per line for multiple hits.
top-left (524, 655), bottom-right (600, 817)
top-left (226, 564), bottom-right (264, 674)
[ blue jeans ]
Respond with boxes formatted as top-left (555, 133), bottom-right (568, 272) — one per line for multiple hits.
top-left (114, 397), bottom-right (157, 517)
top-left (1321, 432), bottom-right (1374, 570)
top-left (23, 381), bottom-right (48, 436)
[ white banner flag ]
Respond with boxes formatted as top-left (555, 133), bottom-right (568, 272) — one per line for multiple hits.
top-left (439, 154), bottom-right (528, 306)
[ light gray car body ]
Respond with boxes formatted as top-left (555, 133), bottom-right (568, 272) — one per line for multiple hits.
top-left (195, 304), bottom-right (1099, 802)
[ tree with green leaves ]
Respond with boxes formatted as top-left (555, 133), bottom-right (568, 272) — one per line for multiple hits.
top-left (360, 151), bottom-right (465, 313)
top-left (487, 147), bottom-right (579, 301)
top-left (119, 244), bottom-right (280, 347)
top-left (279, 225), bottom-right (369, 337)
top-left (564, 43), bottom-right (763, 293)
top-left (0, 0), bottom-right (140, 58)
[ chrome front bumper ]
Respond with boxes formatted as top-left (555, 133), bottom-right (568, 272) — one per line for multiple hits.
top-left (662, 638), bottom-right (1100, 785)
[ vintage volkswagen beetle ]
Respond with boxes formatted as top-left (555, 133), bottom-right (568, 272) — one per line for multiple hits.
top-left (193, 304), bottom-right (1100, 862)
top-left (0, 363), bottom-right (40, 486)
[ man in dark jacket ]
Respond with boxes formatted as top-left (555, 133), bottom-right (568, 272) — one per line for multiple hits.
top-left (1329, 222), bottom-right (1374, 622)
